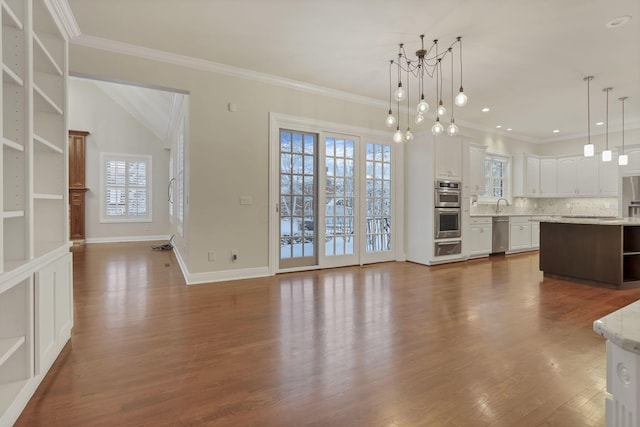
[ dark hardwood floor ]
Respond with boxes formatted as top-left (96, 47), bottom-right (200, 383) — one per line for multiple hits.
top-left (15, 243), bottom-right (640, 426)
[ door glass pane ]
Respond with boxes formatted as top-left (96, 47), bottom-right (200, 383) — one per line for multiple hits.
top-left (280, 130), bottom-right (317, 268)
top-left (325, 137), bottom-right (355, 257)
top-left (366, 143), bottom-right (392, 253)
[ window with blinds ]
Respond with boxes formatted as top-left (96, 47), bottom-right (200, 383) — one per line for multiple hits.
top-left (100, 153), bottom-right (153, 222)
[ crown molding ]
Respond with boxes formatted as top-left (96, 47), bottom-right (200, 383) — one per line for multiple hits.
top-left (46, 0), bottom-right (81, 39)
top-left (71, 34), bottom-right (388, 110)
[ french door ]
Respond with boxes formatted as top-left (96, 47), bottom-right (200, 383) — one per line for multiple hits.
top-left (272, 118), bottom-right (396, 272)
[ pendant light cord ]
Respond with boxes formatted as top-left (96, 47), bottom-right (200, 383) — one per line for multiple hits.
top-left (587, 77), bottom-right (591, 145)
top-left (449, 47), bottom-right (454, 120)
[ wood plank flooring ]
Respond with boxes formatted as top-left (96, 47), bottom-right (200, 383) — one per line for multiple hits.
top-left (15, 243), bottom-right (640, 426)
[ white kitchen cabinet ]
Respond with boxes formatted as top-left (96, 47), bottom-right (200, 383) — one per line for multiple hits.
top-left (525, 155), bottom-right (540, 197)
top-left (539, 158), bottom-right (557, 196)
top-left (434, 137), bottom-right (462, 180)
top-left (556, 157), bottom-right (578, 196)
top-left (555, 156), bottom-right (599, 196)
top-left (468, 144), bottom-right (486, 194)
top-left (576, 156), bottom-right (599, 195)
top-left (0, 1), bottom-right (71, 425)
top-left (531, 220), bottom-right (540, 248)
top-left (469, 217), bottom-right (492, 257)
top-left (509, 216), bottom-right (531, 252)
top-left (599, 157), bottom-right (619, 196)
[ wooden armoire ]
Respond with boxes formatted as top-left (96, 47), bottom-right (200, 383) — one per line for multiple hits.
top-left (69, 130), bottom-right (90, 243)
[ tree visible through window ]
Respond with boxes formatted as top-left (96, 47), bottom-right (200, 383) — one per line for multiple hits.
top-left (484, 154), bottom-right (509, 199)
top-left (101, 153), bottom-right (152, 222)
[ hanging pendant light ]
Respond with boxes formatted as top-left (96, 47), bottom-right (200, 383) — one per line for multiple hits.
top-left (447, 47), bottom-right (458, 136)
top-left (602, 87), bottom-right (612, 162)
top-left (454, 36), bottom-right (468, 107)
top-left (619, 96), bottom-right (628, 166)
top-left (385, 35), bottom-right (465, 141)
top-left (385, 61), bottom-right (397, 128)
top-left (583, 76), bottom-right (595, 157)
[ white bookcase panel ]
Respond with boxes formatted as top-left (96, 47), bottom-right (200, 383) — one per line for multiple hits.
top-left (3, 147), bottom-right (25, 211)
top-left (2, 81), bottom-right (26, 147)
top-left (33, 111), bottom-right (64, 150)
top-left (0, 0), bottom-right (69, 423)
top-left (33, 149), bottom-right (63, 196)
top-left (3, 216), bottom-right (27, 264)
top-left (33, 199), bottom-right (64, 257)
top-left (1, 24), bottom-right (25, 81)
top-left (2, 1), bottom-right (25, 29)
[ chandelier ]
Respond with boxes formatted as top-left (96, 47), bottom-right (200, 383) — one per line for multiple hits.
top-left (385, 35), bottom-right (466, 143)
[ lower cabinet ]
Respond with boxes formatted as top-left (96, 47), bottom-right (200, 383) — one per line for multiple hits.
top-left (531, 221), bottom-right (540, 249)
top-left (35, 252), bottom-right (72, 374)
top-left (0, 249), bottom-right (72, 426)
top-left (469, 217), bottom-right (492, 257)
top-left (507, 217), bottom-right (541, 252)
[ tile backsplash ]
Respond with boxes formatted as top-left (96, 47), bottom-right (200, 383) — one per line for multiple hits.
top-left (470, 197), bottom-right (619, 217)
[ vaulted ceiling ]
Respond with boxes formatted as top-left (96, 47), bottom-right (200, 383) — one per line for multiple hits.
top-left (67, 0), bottom-right (639, 143)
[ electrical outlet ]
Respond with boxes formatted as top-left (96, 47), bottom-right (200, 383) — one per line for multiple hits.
top-left (231, 249), bottom-right (238, 261)
top-left (208, 251), bottom-right (216, 262)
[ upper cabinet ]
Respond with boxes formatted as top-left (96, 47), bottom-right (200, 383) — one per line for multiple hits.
top-left (468, 144), bottom-right (486, 194)
top-left (434, 137), bottom-right (462, 181)
top-left (525, 155), bottom-right (540, 197)
top-left (518, 154), bottom-right (617, 198)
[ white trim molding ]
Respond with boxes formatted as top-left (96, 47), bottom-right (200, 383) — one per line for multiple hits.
top-left (185, 267), bottom-right (271, 286)
top-left (46, 0), bottom-right (81, 39)
top-left (85, 235), bottom-right (171, 244)
top-left (71, 35), bottom-right (387, 109)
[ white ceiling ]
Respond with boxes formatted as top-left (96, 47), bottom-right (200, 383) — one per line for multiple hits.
top-left (66, 0), bottom-right (640, 143)
top-left (82, 78), bottom-right (184, 145)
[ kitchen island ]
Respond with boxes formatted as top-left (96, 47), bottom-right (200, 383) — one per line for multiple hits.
top-left (539, 217), bottom-right (640, 288)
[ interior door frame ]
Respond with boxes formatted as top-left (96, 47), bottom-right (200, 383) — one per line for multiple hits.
top-left (268, 113), bottom-right (405, 275)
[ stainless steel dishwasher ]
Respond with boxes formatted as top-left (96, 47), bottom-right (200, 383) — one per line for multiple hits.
top-left (492, 216), bottom-right (509, 253)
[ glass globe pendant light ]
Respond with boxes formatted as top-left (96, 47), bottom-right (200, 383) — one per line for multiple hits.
top-left (583, 76), bottom-right (595, 157)
top-left (415, 113), bottom-right (425, 125)
top-left (446, 48), bottom-right (459, 136)
top-left (601, 87), bottom-right (612, 162)
top-left (417, 96), bottom-right (429, 113)
top-left (432, 118), bottom-right (444, 135)
top-left (454, 37), bottom-right (467, 107)
top-left (385, 110), bottom-right (397, 127)
top-left (393, 126), bottom-right (404, 143)
top-left (619, 96), bottom-right (628, 166)
top-left (394, 83), bottom-right (406, 102)
top-left (447, 120), bottom-right (458, 136)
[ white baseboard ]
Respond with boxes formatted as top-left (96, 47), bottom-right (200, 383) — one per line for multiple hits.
top-left (85, 235), bottom-right (171, 244)
top-left (186, 266), bottom-right (271, 285)
top-left (171, 247), bottom-right (270, 285)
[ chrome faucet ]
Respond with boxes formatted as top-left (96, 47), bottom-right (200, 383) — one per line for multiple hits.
top-left (496, 198), bottom-right (509, 214)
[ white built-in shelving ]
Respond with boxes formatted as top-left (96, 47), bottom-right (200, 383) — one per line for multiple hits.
top-left (1, 0), bottom-right (72, 424)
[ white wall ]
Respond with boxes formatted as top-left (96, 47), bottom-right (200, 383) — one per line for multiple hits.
top-left (68, 78), bottom-right (171, 242)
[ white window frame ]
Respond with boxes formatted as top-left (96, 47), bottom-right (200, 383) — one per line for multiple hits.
top-left (478, 152), bottom-right (511, 204)
top-left (176, 119), bottom-right (185, 236)
top-left (100, 152), bottom-right (153, 223)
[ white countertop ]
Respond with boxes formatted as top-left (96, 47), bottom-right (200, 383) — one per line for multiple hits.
top-left (594, 300), bottom-right (640, 354)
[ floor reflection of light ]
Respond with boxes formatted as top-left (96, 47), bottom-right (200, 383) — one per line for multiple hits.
top-left (104, 255), bottom-right (148, 326)
top-left (277, 268), bottom-right (394, 401)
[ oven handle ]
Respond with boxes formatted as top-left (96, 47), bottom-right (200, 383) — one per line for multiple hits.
top-left (434, 207), bottom-right (461, 213)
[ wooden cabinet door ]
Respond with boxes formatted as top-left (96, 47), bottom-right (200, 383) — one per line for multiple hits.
top-left (435, 137), bottom-right (462, 180)
top-left (69, 131), bottom-right (89, 242)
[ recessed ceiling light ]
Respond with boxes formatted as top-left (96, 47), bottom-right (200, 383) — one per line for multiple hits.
top-left (507, 128), bottom-right (513, 131)
top-left (607, 15), bottom-right (632, 28)
top-left (482, 107), bottom-right (490, 112)
top-left (496, 125), bottom-right (502, 129)
top-left (553, 129), bottom-right (560, 133)
top-left (596, 121), bottom-right (604, 126)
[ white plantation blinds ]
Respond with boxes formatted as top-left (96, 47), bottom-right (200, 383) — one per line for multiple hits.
top-left (101, 154), bottom-right (152, 222)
